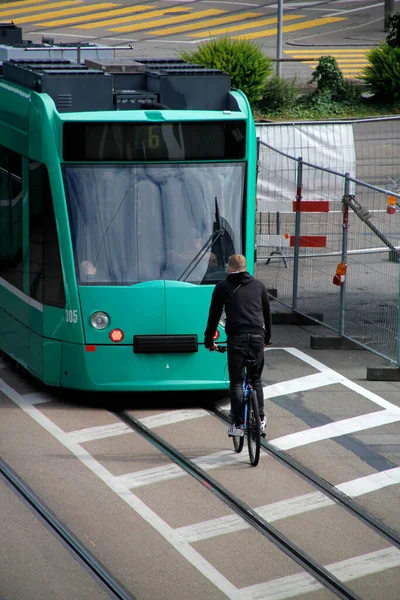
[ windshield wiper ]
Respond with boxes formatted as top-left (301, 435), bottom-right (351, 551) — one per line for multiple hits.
top-left (178, 229), bottom-right (223, 282)
top-left (178, 197), bottom-right (224, 282)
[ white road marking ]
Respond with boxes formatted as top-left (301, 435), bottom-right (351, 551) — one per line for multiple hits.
top-left (268, 2), bottom-right (329, 6)
top-left (201, 0), bottom-right (259, 4)
top-left (239, 548), bottom-right (400, 600)
top-left (0, 377), bottom-right (240, 599)
top-left (26, 31), bottom-right (197, 43)
top-left (140, 408), bottom-right (209, 428)
top-left (270, 410), bottom-right (400, 450)
top-left (68, 408), bottom-right (210, 443)
top-left (263, 370), bottom-right (342, 399)
top-left (339, 377), bottom-right (400, 411)
top-left (167, 0), bottom-right (260, 3)
top-left (116, 449), bottom-right (250, 488)
top-left (176, 465), bottom-right (400, 542)
top-left (68, 422), bottom-right (132, 443)
top-left (177, 492), bottom-right (332, 542)
top-left (337, 466), bottom-right (400, 497)
top-left (327, 2), bottom-right (384, 18)
top-left (279, 347), bottom-right (400, 412)
top-left (18, 393), bottom-right (53, 406)
top-left (1, 342), bottom-right (400, 597)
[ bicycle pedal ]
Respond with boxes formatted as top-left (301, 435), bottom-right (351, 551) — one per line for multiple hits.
top-left (261, 432), bottom-right (266, 438)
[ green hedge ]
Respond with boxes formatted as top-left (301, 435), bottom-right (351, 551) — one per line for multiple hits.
top-left (179, 37), bottom-right (273, 107)
top-left (362, 43), bottom-right (400, 103)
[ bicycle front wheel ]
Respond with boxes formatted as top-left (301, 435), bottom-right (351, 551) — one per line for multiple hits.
top-left (247, 390), bottom-right (261, 466)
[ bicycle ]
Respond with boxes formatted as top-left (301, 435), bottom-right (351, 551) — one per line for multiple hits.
top-left (216, 345), bottom-right (264, 466)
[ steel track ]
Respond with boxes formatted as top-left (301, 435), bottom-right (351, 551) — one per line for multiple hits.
top-left (0, 458), bottom-right (136, 600)
top-left (212, 405), bottom-right (400, 549)
top-left (116, 410), bottom-right (362, 600)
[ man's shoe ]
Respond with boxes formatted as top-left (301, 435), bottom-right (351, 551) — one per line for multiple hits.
top-left (228, 424), bottom-right (244, 437)
top-left (260, 417), bottom-right (267, 430)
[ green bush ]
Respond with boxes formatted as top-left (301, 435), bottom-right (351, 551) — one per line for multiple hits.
top-left (179, 37), bottom-right (273, 107)
top-left (309, 56), bottom-right (345, 100)
top-left (254, 75), bottom-right (300, 114)
top-left (341, 78), bottom-right (364, 103)
top-left (362, 43), bottom-right (400, 103)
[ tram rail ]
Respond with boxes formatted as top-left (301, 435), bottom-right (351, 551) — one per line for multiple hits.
top-left (115, 410), bottom-right (362, 600)
top-left (0, 458), bottom-right (136, 600)
top-left (211, 406), bottom-right (400, 550)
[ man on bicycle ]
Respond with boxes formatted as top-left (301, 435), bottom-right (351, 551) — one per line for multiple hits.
top-left (204, 254), bottom-right (272, 437)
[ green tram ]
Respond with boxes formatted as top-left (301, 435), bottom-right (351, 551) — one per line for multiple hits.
top-left (0, 30), bottom-right (257, 391)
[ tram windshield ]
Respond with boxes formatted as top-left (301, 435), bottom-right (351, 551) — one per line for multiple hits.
top-left (63, 163), bottom-right (245, 285)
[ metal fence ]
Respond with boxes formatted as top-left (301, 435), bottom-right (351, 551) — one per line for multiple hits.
top-left (255, 131), bottom-right (400, 366)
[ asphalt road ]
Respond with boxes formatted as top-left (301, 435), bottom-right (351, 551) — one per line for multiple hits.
top-left (7, 0), bottom-right (396, 81)
top-left (2, 3), bottom-right (400, 599)
top-left (2, 325), bottom-right (400, 599)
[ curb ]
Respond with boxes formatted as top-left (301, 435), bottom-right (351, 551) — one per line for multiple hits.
top-left (272, 312), bottom-right (323, 325)
top-left (310, 335), bottom-right (367, 350)
top-left (367, 367), bottom-right (400, 381)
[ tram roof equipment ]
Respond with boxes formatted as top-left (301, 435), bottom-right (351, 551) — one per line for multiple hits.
top-left (0, 23), bottom-right (234, 113)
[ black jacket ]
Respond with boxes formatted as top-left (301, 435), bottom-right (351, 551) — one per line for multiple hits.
top-left (204, 271), bottom-right (271, 347)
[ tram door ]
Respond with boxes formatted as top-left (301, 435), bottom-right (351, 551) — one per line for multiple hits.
top-left (28, 161), bottom-right (65, 382)
top-left (0, 149), bottom-right (29, 362)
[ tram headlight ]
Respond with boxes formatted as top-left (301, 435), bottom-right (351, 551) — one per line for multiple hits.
top-left (90, 311), bottom-right (109, 330)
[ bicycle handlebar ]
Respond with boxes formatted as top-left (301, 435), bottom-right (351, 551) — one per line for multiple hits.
top-left (215, 345), bottom-right (227, 354)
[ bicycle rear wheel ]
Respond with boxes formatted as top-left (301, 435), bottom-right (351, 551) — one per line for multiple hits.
top-left (233, 434), bottom-right (244, 453)
top-left (247, 390), bottom-right (261, 466)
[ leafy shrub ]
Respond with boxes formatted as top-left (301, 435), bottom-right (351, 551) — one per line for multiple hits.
top-left (362, 43), bottom-right (400, 103)
top-left (309, 56), bottom-right (345, 100)
top-left (341, 78), bottom-right (364, 103)
top-left (254, 75), bottom-right (300, 114)
top-left (179, 37), bottom-right (273, 107)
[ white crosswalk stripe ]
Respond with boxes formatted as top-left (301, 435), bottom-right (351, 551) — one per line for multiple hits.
top-left (176, 466), bottom-right (400, 542)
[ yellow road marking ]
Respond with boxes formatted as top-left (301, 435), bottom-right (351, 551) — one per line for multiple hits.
top-left (150, 11), bottom-right (262, 36)
top-left (233, 17), bottom-right (346, 40)
top-left (0, 0), bottom-right (82, 17)
top-left (284, 48), bottom-right (368, 77)
top-left (111, 9), bottom-right (225, 33)
top-left (14, 3), bottom-right (118, 24)
top-left (289, 55), bottom-right (368, 62)
top-left (0, 0), bottom-right (67, 8)
top-left (284, 49), bottom-right (368, 54)
top-left (36, 4), bottom-right (153, 27)
top-left (190, 14), bottom-right (304, 38)
top-left (79, 5), bottom-right (193, 29)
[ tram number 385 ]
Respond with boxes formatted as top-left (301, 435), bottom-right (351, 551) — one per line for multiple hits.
top-left (65, 309), bottom-right (78, 323)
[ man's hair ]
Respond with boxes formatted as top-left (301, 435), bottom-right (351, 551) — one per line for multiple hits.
top-left (228, 254), bottom-right (246, 272)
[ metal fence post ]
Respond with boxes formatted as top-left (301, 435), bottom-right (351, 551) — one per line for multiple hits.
top-left (339, 174), bottom-right (350, 336)
top-left (276, 0), bottom-right (283, 77)
top-left (398, 258), bottom-right (400, 367)
top-left (292, 157), bottom-right (303, 310)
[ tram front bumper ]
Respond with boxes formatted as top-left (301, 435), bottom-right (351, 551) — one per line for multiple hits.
top-left (60, 342), bottom-right (227, 391)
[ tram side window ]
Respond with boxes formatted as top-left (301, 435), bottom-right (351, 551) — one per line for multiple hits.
top-left (0, 147), bottom-right (23, 291)
top-left (29, 162), bottom-right (65, 308)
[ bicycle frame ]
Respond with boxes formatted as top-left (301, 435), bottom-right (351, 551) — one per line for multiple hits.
top-left (242, 363), bottom-right (254, 431)
top-left (215, 345), bottom-right (261, 466)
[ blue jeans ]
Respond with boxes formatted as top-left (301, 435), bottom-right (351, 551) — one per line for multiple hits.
top-left (227, 333), bottom-right (265, 426)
